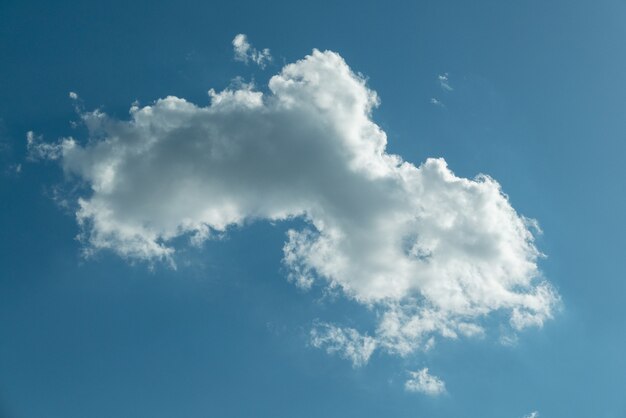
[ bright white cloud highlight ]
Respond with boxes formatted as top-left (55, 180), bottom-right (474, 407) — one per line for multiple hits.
top-left (33, 48), bottom-right (559, 361)
top-left (404, 368), bottom-right (446, 396)
top-left (232, 34), bottom-right (271, 68)
top-left (523, 411), bottom-right (539, 418)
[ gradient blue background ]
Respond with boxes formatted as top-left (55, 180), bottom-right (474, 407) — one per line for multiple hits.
top-left (2, 1), bottom-right (626, 417)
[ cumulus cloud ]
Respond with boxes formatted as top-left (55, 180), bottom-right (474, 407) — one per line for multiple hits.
top-left (34, 48), bottom-right (559, 361)
top-left (232, 34), bottom-right (271, 68)
top-left (523, 411), bottom-right (539, 418)
top-left (404, 368), bottom-right (446, 396)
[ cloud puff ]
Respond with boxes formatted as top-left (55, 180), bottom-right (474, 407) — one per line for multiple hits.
top-left (523, 412), bottom-right (539, 418)
top-left (232, 34), bottom-right (271, 68)
top-left (404, 368), bottom-right (446, 396)
top-left (438, 73), bottom-right (453, 91)
top-left (27, 131), bottom-right (63, 161)
top-left (33, 48), bottom-right (559, 361)
top-left (310, 322), bottom-right (377, 367)
top-left (430, 97), bottom-right (444, 107)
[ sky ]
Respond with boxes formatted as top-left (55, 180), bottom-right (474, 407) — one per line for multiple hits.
top-left (1, 1), bottom-right (626, 417)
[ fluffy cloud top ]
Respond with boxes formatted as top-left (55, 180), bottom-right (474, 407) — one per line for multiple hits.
top-left (404, 368), bottom-right (446, 396)
top-left (232, 34), bottom-right (271, 68)
top-left (32, 47), bottom-right (559, 361)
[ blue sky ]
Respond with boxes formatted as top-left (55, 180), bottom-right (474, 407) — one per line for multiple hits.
top-left (2, 1), bottom-right (626, 417)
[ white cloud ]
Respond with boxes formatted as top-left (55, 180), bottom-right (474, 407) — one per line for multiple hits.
top-left (404, 368), bottom-right (446, 396)
top-left (499, 332), bottom-right (519, 347)
top-left (69, 91), bottom-right (79, 100)
top-left (35, 48), bottom-right (559, 360)
top-left (311, 322), bottom-right (377, 367)
top-left (430, 97), bottom-right (444, 107)
top-left (523, 411), bottom-right (539, 418)
top-left (26, 131), bottom-right (63, 161)
top-left (232, 34), bottom-right (271, 68)
top-left (438, 73), bottom-right (453, 91)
